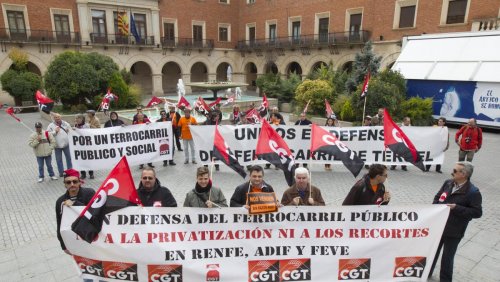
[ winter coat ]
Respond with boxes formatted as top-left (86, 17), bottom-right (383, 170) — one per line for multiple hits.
top-left (281, 184), bottom-right (325, 206)
top-left (342, 174), bottom-right (388, 205)
top-left (28, 130), bottom-right (56, 157)
top-left (47, 120), bottom-right (72, 148)
top-left (230, 181), bottom-right (274, 207)
top-left (55, 187), bottom-right (95, 250)
top-left (137, 179), bottom-right (177, 207)
top-left (183, 186), bottom-right (228, 208)
top-left (432, 179), bottom-right (482, 238)
top-left (455, 125), bottom-right (482, 151)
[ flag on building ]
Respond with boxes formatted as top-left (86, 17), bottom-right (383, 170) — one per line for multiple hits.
top-left (130, 13), bottom-right (141, 43)
top-left (360, 71), bottom-right (370, 98)
top-left (71, 156), bottom-right (142, 243)
top-left (213, 125), bottom-right (246, 178)
top-left (383, 109), bottom-right (425, 171)
top-left (256, 119), bottom-right (296, 186)
top-left (146, 96), bottom-right (164, 108)
top-left (117, 12), bottom-right (129, 36)
top-left (5, 106), bottom-right (20, 122)
top-left (310, 124), bottom-right (364, 177)
top-left (35, 90), bottom-right (54, 114)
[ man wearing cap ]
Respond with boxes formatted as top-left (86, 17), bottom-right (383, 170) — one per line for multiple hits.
top-left (137, 168), bottom-right (177, 207)
top-left (177, 108), bottom-right (198, 164)
top-left (363, 116), bottom-right (372, 126)
top-left (47, 113), bottom-right (73, 177)
top-left (29, 122), bottom-right (57, 183)
top-left (55, 169), bottom-right (95, 255)
top-left (281, 167), bottom-right (325, 206)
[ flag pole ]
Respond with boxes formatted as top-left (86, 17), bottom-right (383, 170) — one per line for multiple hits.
top-left (209, 157), bottom-right (215, 203)
top-left (19, 120), bottom-right (36, 133)
top-left (362, 95), bottom-right (367, 124)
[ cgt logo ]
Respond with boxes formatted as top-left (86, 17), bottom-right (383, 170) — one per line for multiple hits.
top-left (74, 255), bottom-right (104, 278)
top-left (148, 264), bottom-right (183, 282)
top-left (338, 258), bottom-right (371, 280)
top-left (159, 139), bottom-right (170, 156)
top-left (103, 261), bottom-right (138, 281)
top-left (248, 259), bottom-right (311, 282)
top-left (206, 264), bottom-right (220, 281)
top-left (393, 257), bottom-right (426, 278)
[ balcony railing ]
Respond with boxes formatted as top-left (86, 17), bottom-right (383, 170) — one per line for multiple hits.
top-left (471, 18), bottom-right (499, 31)
top-left (161, 37), bottom-right (214, 49)
top-left (89, 33), bottom-right (155, 46)
top-left (236, 30), bottom-right (370, 50)
top-left (0, 28), bottom-right (81, 44)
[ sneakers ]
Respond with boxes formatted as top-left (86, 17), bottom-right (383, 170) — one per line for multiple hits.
top-left (436, 170), bottom-right (443, 173)
top-left (89, 174), bottom-right (95, 179)
top-left (192, 160), bottom-right (197, 164)
top-left (169, 161), bottom-right (176, 166)
top-left (37, 178), bottom-right (44, 183)
top-left (50, 176), bottom-right (58, 180)
top-left (184, 160), bottom-right (189, 164)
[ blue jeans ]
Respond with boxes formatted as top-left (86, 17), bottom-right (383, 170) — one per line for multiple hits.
top-left (55, 146), bottom-right (72, 176)
top-left (36, 155), bottom-right (55, 178)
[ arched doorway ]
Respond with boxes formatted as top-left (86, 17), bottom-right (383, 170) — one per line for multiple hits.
top-left (342, 61), bottom-right (354, 73)
top-left (386, 61), bottom-right (396, 70)
top-left (264, 62), bottom-right (278, 74)
top-left (216, 62), bottom-right (231, 82)
top-left (286, 61), bottom-right (302, 78)
top-left (162, 62), bottom-right (182, 94)
top-left (190, 62), bottom-right (208, 93)
top-left (311, 61), bottom-right (327, 73)
top-left (130, 61), bottom-right (153, 95)
top-left (244, 62), bottom-right (257, 90)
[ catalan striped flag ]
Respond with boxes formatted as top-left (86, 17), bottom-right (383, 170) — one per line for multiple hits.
top-left (117, 12), bottom-right (129, 36)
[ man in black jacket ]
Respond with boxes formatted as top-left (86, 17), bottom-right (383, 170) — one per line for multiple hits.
top-left (342, 164), bottom-right (391, 205)
top-left (429, 161), bottom-right (482, 282)
top-left (55, 169), bottom-right (95, 255)
top-left (137, 168), bottom-right (177, 207)
top-left (230, 165), bottom-right (274, 208)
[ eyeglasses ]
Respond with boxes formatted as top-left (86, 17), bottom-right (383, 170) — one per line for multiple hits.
top-left (380, 174), bottom-right (388, 177)
top-left (64, 180), bottom-right (80, 185)
top-left (142, 176), bottom-right (154, 180)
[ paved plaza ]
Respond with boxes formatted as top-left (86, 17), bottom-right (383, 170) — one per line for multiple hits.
top-left (0, 110), bottom-right (499, 282)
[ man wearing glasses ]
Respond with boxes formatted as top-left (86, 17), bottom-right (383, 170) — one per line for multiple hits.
top-left (137, 168), bottom-right (177, 207)
top-left (342, 164), bottom-right (391, 205)
top-left (55, 169), bottom-right (95, 255)
top-left (429, 161), bottom-right (482, 282)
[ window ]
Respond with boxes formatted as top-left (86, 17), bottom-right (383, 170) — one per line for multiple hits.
top-left (350, 13), bottom-right (362, 35)
top-left (7, 10), bottom-right (26, 39)
top-left (54, 14), bottom-right (70, 41)
top-left (318, 17), bottom-right (329, 43)
top-left (193, 24), bottom-right (203, 46)
top-left (399, 5), bottom-right (416, 28)
top-left (269, 24), bottom-right (276, 42)
top-left (219, 0), bottom-right (229, 3)
top-left (247, 0), bottom-right (255, 4)
top-left (91, 9), bottom-right (107, 43)
top-left (447, 0), bottom-right (467, 24)
top-left (292, 21), bottom-right (301, 43)
top-left (219, 27), bottom-right (228, 42)
top-left (113, 12), bottom-right (128, 44)
top-left (134, 13), bottom-right (147, 42)
top-left (164, 23), bottom-right (175, 40)
top-left (249, 26), bottom-right (256, 45)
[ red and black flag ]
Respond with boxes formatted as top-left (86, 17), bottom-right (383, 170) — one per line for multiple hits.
top-left (325, 98), bottom-right (334, 118)
top-left (310, 124), bottom-right (364, 177)
top-left (213, 125), bottom-right (247, 178)
top-left (35, 90), bottom-right (54, 114)
top-left (194, 96), bottom-right (211, 115)
top-left (256, 119), bottom-right (296, 186)
top-left (177, 95), bottom-right (191, 108)
top-left (383, 109), bottom-right (425, 171)
top-left (257, 94), bottom-right (269, 117)
top-left (245, 108), bottom-right (261, 124)
top-left (5, 106), bottom-right (20, 122)
top-left (208, 97), bottom-right (222, 110)
top-left (146, 96), bottom-right (163, 108)
top-left (360, 71), bottom-right (370, 98)
top-left (71, 156), bottom-right (142, 243)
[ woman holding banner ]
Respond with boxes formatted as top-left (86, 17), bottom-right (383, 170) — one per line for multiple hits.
top-left (183, 167), bottom-right (227, 208)
top-left (324, 117), bottom-right (338, 171)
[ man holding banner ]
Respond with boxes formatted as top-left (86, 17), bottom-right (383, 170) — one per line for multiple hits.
top-left (230, 165), bottom-right (274, 208)
top-left (137, 168), bottom-right (177, 207)
top-left (342, 164), bottom-right (390, 205)
top-left (281, 167), bottom-right (325, 206)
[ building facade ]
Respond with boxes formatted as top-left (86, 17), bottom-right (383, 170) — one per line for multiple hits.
top-left (0, 0), bottom-right (499, 105)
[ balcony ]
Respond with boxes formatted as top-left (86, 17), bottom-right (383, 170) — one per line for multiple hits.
top-left (89, 33), bottom-right (155, 46)
top-left (161, 37), bottom-right (214, 50)
top-left (471, 18), bottom-right (499, 31)
top-left (236, 30), bottom-right (370, 51)
top-left (0, 28), bottom-right (81, 44)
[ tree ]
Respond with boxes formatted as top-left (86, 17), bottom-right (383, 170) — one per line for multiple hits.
top-left (345, 41), bottom-right (382, 93)
top-left (0, 49), bottom-right (42, 105)
top-left (256, 72), bottom-right (301, 104)
top-left (295, 79), bottom-right (334, 115)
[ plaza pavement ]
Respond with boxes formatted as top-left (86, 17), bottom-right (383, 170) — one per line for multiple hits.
top-left (0, 110), bottom-right (499, 282)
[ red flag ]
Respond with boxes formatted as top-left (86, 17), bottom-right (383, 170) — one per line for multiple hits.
top-left (99, 97), bottom-right (110, 112)
top-left (6, 107), bottom-right (20, 122)
top-left (222, 94), bottom-right (235, 106)
top-left (310, 124), bottom-right (364, 177)
top-left (146, 96), bottom-right (163, 108)
top-left (213, 125), bottom-right (247, 178)
top-left (245, 108), bottom-right (261, 124)
top-left (71, 156), bottom-right (142, 243)
top-left (302, 99), bottom-right (311, 114)
top-left (360, 71), bottom-right (370, 98)
top-left (177, 96), bottom-right (191, 109)
top-left (104, 88), bottom-right (118, 103)
top-left (208, 97), bottom-right (222, 109)
top-left (35, 90), bottom-right (54, 114)
top-left (256, 119), bottom-right (296, 186)
top-left (258, 94), bottom-right (269, 112)
top-left (194, 96), bottom-right (211, 115)
top-left (325, 99), bottom-right (334, 117)
top-left (383, 109), bottom-right (425, 171)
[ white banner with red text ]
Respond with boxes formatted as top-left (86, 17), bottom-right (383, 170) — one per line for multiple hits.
top-left (61, 205), bottom-right (449, 282)
top-left (190, 125), bottom-right (448, 166)
top-left (69, 122), bottom-right (173, 170)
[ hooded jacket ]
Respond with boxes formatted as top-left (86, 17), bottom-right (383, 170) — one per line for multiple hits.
top-left (183, 185), bottom-right (228, 208)
top-left (342, 174), bottom-right (388, 205)
top-left (28, 130), bottom-right (56, 157)
top-left (137, 178), bottom-right (177, 207)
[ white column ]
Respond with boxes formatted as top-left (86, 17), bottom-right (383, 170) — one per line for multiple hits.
top-left (77, 3), bottom-right (91, 44)
top-left (152, 74), bottom-right (163, 96)
top-left (151, 9), bottom-right (161, 46)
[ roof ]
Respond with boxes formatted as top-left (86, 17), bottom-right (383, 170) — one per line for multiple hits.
top-left (392, 31), bottom-right (500, 83)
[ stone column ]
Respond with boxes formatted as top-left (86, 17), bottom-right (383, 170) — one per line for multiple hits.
top-left (77, 2), bottom-right (91, 45)
top-left (152, 74), bottom-right (163, 96)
